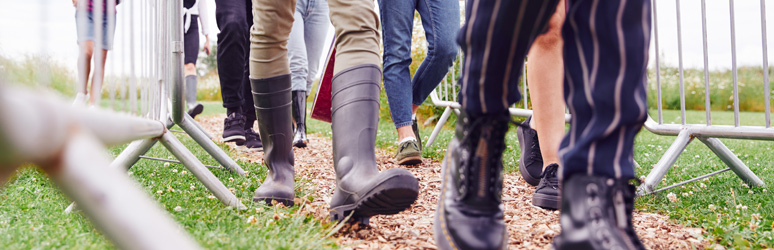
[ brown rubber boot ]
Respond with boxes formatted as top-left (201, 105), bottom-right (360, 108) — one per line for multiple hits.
top-left (328, 64), bottom-right (419, 225)
top-left (250, 74), bottom-right (295, 206)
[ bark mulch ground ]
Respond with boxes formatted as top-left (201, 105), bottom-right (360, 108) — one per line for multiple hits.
top-left (199, 115), bottom-right (707, 249)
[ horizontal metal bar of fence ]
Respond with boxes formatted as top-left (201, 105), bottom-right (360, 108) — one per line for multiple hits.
top-left (0, 86), bottom-right (202, 250)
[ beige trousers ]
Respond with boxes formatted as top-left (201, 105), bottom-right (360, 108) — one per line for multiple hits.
top-left (249, 0), bottom-right (381, 79)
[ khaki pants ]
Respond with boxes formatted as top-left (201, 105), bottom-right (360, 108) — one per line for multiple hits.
top-left (249, 0), bottom-right (380, 79)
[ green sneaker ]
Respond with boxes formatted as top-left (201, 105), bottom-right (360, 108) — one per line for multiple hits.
top-left (396, 139), bottom-right (422, 165)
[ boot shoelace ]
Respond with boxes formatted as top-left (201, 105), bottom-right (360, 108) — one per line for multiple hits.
top-left (457, 115), bottom-right (529, 200)
top-left (245, 128), bottom-right (259, 140)
top-left (539, 164), bottom-right (559, 190)
top-left (529, 128), bottom-right (543, 161)
top-left (226, 114), bottom-right (245, 128)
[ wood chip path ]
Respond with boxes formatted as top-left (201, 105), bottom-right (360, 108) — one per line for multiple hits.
top-left (198, 115), bottom-right (708, 249)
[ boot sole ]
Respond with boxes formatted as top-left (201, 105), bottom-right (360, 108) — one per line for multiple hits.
top-left (532, 192), bottom-right (560, 210)
top-left (293, 140), bottom-right (307, 148)
top-left (397, 155), bottom-right (422, 165)
top-left (253, 196), bottom-right (294, 207)
top-left (246, 147), bottom-right (264, 152)
top-left (330, 174), bottom-right (419, 225)
top-left (188, 104), bottom-right (204, 119)
top-left (516, 127), bottom-right (541, 187)
top-left (224, 135), bottom-right (246, 142)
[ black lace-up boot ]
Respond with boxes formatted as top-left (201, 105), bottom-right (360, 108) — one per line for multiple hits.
top-left (552, 175), bottom-right (646, 250)
top-left (250, 74), bottom-right (295, 206)
top-left (433, 110), bottom-right (511, 250)
top-left (328, 64), bottom-right (419, 225)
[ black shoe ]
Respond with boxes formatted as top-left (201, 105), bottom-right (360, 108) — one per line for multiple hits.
top-left (291, 90), bottom-right (308, 148)
top-left (223, 112), bottom-right (246, 142)
top-left (434, 110), bottom-right (510, 250)
top-left (328, 65), bottom-right (419, 225)
top-left (552, 175), bottom-right (646, 250)
top-left (517, 116), bottom-right (543, 186)
top-left (187, 103), bottom-right (204, 119)
top-left (412, 116), bottom-right (422, 151)
top-left (532, 163), bottom-right (560, 210)
top-left (244, 128), bottom-right (263, 152)
top-left (250, 75), bottom-right (295, 207)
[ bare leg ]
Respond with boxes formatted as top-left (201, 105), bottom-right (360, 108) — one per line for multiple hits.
top-left (527, 0), bottom-right (565, 171)
top-left (89, 49), bottom-right (109, 105)
top-left (184, 63), bottom-right (196, 76)
top-left (78, 41), bottom-right (94, 97)
top-left (396, 104), bottom-right (421, 141)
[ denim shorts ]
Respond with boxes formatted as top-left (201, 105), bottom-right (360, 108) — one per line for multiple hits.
top-left (75, 10), bottom-right (117, 50)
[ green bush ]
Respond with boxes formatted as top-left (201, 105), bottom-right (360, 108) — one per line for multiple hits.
top-left (648, 65), bottom-right (774, 112)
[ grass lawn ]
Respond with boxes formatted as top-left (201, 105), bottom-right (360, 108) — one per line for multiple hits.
top-left (2, 101), bottom-right (774, 249)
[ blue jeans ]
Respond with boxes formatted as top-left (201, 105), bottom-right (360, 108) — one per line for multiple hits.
top-left (288, 0), bottom-right (330, 92)
top-left (75, 10), bottom-right (117, 50)
top-left (379, 0), bottom-right (459, 128)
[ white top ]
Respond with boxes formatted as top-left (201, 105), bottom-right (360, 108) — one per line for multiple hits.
top-left (183, 0), bottom-right (210, 35)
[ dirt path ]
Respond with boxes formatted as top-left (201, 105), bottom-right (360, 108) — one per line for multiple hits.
top-left (198, 115), bottom-right (707, 249)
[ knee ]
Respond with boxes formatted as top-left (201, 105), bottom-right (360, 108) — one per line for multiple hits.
top-left (534, 9), bottom-right (564, 50)
top-left (534, 25), bottom-right (562, 50)
top-left (184, 63), bottom-right (197, 75)
top-left (383, 46), bottom-right (412, 68)
top-left (429, 41), bottom-right (459, 66)
top-left (218, 17), bottom-right (247, 39)
top-left (81, 42), bottom-right (94, 58)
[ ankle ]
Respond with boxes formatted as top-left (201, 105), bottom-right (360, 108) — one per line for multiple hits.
top-left (227, 107), bottom-right (242, 116)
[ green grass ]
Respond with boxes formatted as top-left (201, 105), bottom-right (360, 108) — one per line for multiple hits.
top-left (3, 99), bottom-right (774, 248)
top-left (635, 109), bottom-right (774, 249)
top-left (0, 101), bottom-right (339, 249)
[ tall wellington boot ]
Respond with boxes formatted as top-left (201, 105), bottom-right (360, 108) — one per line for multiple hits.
top-left (329, 64), bottom-right (419, 225)
top-left (291, 90), bottom-right (308, 148)
top-left (250, 74), bottom-right (295, 206)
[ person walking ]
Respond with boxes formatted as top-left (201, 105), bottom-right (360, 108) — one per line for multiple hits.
top-left (378, 0), bottom-right (459, 165)
top-left (287, 0), bottom-right (331, 148)
top-left (247, 0), bottom-right (421, 226)
top-left (182, 0), bottom-right (212, 119)
top-left (433, 0), bottom-right (650, 249)
top-left (516, 0), bottom-right (567, 211)
top-left (73, 0), bottom-right (118, 106)
top-left (214, 0), bottom-right (262, 151)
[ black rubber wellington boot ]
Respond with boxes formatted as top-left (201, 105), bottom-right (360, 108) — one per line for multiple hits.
top-left (328, 64), bottom-right (419, 225)
top-left (434, 110), bottom-right (510, 250)
top-left (291, 90), bottom-right (308, 148)
top-left (552, 175), bottom-right (645, 250)
top-left (250, 74), bottom-right (295, 207)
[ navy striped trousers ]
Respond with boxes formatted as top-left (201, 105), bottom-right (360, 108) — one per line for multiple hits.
top-left (458, 0), bottom-right (651, 179)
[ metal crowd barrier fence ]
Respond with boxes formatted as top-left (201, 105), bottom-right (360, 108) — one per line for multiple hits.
top-left (638, 0), bottom-right (767, 195)
top-left (425, 0), bottom-right (767, 195)
top-left (0, 86), bottom-right (201, 250)
top-left (2, 0), bottom-right (254, 248)
top-left (67, 0), bottom-right (247, 210)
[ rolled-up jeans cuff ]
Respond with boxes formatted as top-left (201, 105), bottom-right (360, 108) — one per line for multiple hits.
top-left (394, 120), bottom-right (412, 129)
